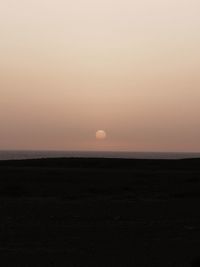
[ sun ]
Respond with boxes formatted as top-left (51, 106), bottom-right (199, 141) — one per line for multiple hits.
top-left (96, 130), bottom-right (107, 140)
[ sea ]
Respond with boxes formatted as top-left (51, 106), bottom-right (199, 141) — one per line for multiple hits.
top-left (0, 150), bottom-right (200, 161)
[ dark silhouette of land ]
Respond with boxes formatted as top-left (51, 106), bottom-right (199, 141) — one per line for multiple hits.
top-left (0, 158), bottom-right (200, 266)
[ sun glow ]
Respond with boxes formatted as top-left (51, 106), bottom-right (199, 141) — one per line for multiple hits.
top-left (96, 130), bottom-right (107, 140)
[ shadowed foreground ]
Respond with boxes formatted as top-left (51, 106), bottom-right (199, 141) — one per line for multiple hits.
top-left (0, 158), bottom-right (200, 266)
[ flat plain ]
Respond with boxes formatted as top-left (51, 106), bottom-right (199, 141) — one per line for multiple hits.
top-left (0, 158), bottom-right (200, 267)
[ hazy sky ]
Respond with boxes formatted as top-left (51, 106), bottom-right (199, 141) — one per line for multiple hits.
top-left (1, 0), bottom-right (200, 151)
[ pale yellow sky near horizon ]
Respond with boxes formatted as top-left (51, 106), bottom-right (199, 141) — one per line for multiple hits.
top-left (0, 0), bottom-right (200, 151)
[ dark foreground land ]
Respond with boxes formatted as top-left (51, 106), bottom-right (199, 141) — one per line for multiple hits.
top-left (0, 158), bottom-right (200, 266)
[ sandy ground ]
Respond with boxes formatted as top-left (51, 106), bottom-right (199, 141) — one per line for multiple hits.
top-left (0, 158), bottom-right (200, 266)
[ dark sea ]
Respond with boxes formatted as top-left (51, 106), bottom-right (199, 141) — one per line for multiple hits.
top-left (0, 150), bottom-right (200, 160)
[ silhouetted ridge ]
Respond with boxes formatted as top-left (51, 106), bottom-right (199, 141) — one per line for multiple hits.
top-left (0, 157), bottom-right (200, 170)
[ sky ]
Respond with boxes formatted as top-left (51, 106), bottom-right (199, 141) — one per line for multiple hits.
top-left (0, 0), bottom-right (200, 152)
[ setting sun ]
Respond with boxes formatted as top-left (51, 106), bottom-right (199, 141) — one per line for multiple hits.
top-left (96, 130), bottom-right (107, 140)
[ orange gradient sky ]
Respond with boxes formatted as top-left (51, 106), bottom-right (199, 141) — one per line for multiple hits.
top-left (0, 0), bottom-right (200, 151)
